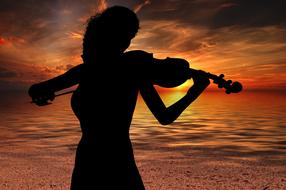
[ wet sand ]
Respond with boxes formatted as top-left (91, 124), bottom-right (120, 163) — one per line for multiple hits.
top-left (1, 144), bottom-right (285, 190)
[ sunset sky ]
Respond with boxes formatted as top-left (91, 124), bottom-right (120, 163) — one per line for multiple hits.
top-left (0, 0), bottom-right (286, 91)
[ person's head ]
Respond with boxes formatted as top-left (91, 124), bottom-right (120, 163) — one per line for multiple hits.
top-left (82, 6), bottom-right (139, 63)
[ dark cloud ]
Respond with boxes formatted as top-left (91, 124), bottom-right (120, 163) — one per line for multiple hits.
top-left (176, 38), bottom-right (205, 52)
top-left (0, 67), bottom-right (18, 78)
top-left (0, 1), bottom-right (56, 39)
top-left (56, 64), bottom-right (75, 71)
top-left (0, 0), bottom-right (105, 44)
top-left (0, 50), bottom-right (64, 87)
top-left (138, 22), bottom-right (180, 49)
top-left (212, 0), bottom-right (286, 28)
top-left (107, 0), bottom-right (147, 9)
top-left (137, 0), bottom-right (220, 26)
top-left (136, 0), bottom-right (286, 28)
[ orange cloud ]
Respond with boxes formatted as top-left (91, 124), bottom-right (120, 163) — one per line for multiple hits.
top-left (68, 31), bottom-right (83, 40)
top-left (0, 37), bottom-right (5, 45)
top-left (134, 0), bottom-right (151, 13)
top-left (0, 36), bottom-right (26, 47)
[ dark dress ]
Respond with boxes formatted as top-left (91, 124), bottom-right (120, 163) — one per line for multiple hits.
top-left (70, 53), bottom-right (147, 190)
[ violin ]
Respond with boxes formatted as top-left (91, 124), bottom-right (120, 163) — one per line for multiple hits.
top-left (150, 57), bottom-right (243, 94)
top-left (30, 55), bottom-right (243, 106)
top-left (156, 67), bottom-right (243, 94)
top-left (33, 68), bottom-right (242, 105)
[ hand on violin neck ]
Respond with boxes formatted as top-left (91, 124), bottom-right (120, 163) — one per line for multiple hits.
top-left (191, 70), bottom-right (210, 91)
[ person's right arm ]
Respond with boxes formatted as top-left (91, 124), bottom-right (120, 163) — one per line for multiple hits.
top-left (140, 70), bottom-right (210, 125)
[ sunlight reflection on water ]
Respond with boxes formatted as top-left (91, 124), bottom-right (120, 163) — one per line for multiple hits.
top-left (133, 90), bottom-right (286, 154)
top-left (0, 90), bottom-right (285, 155)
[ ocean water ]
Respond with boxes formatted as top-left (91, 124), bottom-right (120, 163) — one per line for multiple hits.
top-left (0, 90), bottom-right (285, 156)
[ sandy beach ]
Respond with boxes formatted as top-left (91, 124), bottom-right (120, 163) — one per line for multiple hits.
top-left (1, 143), bottom-right (285, 190)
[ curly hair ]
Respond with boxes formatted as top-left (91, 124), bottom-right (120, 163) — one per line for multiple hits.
top-left (82, 6), bottom-right (139, 64)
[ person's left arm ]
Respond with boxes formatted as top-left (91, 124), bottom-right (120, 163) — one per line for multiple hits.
top-left (28, 64), bottom-right (83, 105)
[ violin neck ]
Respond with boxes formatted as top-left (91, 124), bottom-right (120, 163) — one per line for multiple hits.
top-left (188, 68), bottom-right (221, 82)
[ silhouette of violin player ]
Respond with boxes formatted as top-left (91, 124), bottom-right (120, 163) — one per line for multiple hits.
top-left (28, 6), bottom-right (210, 190)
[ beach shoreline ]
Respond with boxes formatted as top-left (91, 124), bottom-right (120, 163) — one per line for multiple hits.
top-left (1, 144), bottom-right (285, 190)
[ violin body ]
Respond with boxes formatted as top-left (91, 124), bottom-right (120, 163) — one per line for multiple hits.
top-left (153, 58), bottom-right (191, 88)
top-left (152, 57), bottom-right (243, 94)
top-left (122, 50), bottom-right (242, 93)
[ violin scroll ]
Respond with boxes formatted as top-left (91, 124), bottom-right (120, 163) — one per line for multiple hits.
top-left (210, 72), bottom-right (243, 94)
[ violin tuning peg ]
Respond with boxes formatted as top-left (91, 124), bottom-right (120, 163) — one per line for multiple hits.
top-left (219, 74), bottom-right (224, 79)
top-left (225, 89), bottom-right (231, 94)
